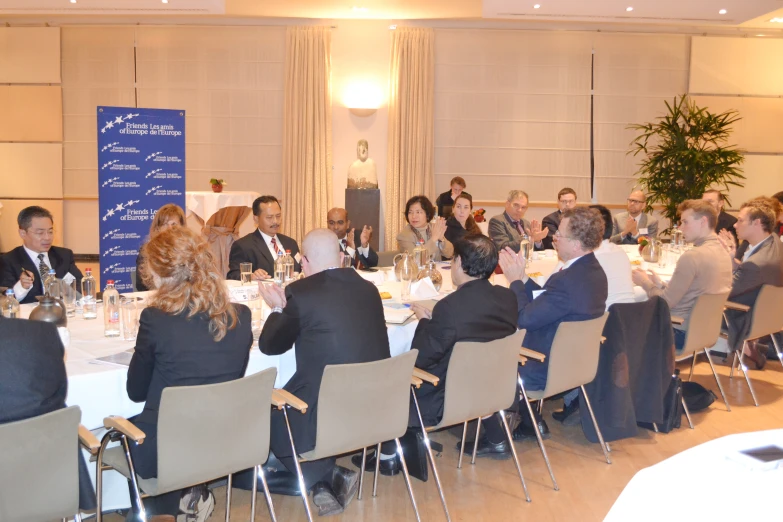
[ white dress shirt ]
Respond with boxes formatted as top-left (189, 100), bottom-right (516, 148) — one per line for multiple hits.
top-left (594, 240), bottom-right (636, 310)
top-left (259, 229), bottom-right (284, 260)
top-left (338, 236), bottom-right (370, 259)
top-left (13, 246), bottom-right (52, 300)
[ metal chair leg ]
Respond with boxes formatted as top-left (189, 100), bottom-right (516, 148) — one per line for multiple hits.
top-left (499, 409), bottom-right (531, 502)
top-left (250, 468), bottom-right (257, 522)
top-left (411, 388), bottom-right (451, 522)
top-left (703, 348), bottom-right (731, 411)
top-left (580, 386), bottom-right (611, 464)
top-left (471, 417), bottom-right (481, 465)
top-left (395, 437), bottom-right (422, 522)
top-left (729, 351), bottom-right (738, 379)
top-left (258, 466), bottom-right (278, 522)
top-left (652, 423), bottom-right (659, 433)
top-left (95, 432), bottom-right (113, 522)
top-left (282, 407), bottom-right (314, 522)
top-left (537, 400), bottom-right (544, 415)
top-left (688, 353), bottom-right (697, 381)
top-left (518, 377), bottom-right (558, 491)
top-left (771, 334), bottom-right (783, 369)
top-left (225, 474), bottom-right (233, 522)
top-left (358, 447), bottom-right (367, 500)
top-left (74, 515), bottom-right (83, 522)
top-left (458, 422), bottom-right (468, 469)
top-left (737, 351), bottom-right (760, 406)
top-left (681, 396), bottom-right (694, 429)
top-left (120, 436), bottom-right (147, 522)
top-left (372, 442), bottom-right (381, 498)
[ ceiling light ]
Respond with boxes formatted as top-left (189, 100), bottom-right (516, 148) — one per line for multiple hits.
top-left (162, 0), bottom-right (168, 3)
top-left (533, 4), bottom-right (541, 8)
top-left (770, 17), bottom-right (783, 23)
top-left (756, 34), bottom-right (766, 37)
top-left (352, 6), bottom-right (368, 12)
top-left (719, 9), bottom-right (727, 15)
top-left (626, 7), bottom-right (634, 12)
top-left (70, 0), bottom-right (76, 3)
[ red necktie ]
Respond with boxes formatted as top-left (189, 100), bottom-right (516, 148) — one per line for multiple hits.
top-left (271, 237), bottom-right (279, 254)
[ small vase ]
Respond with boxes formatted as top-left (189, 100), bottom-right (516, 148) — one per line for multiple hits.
top-left (211, 184), bottom-right (223, 193)
top-left (416, 259), bottom-right (443, 291)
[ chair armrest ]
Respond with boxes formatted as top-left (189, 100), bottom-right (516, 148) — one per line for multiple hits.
top-left (272, 389), bottom-right (308, 413)
top-left (103, 416), bottom-right (146, 444)
top-left (411, 376), bottom-right (423, 388)
top-left (413, 368), bottom-right (439, 386)
top-left (518, 355), bottom-right (527, 366)
top-left (520, 347), bottom-right (546, 362)
top-left (671, 316), bottom-right (685, 325)
top-left (725, 301), bottom-right (750, 312)
top-left (78, 425), bottom-right (101, 454)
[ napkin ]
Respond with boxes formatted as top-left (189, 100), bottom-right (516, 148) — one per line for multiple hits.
top-left (410, 277), bottom-right (440, 300)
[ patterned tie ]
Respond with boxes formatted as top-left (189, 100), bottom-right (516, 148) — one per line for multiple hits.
top-left (341, 238), bottom-right (348, 252)
top-left (37, 253), bottom-right (50, 280)
top-left (270, 237), bottom-right (280, 255)
top-left (512, 220), bottom-right (524, 236)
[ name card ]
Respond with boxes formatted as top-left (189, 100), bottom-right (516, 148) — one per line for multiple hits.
top-left (229, 285), bottom-right (260, 303)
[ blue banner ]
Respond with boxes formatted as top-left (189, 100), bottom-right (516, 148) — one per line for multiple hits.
top-left (97, 106), bottom-right (186, 292)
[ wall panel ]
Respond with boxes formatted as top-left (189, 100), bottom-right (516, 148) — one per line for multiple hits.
top-left (0, 27), bottom-right (61, 84)
top-left (0, 143), bottom-right (63, 199)
top-left (0, 86), bottom-right (63, 142)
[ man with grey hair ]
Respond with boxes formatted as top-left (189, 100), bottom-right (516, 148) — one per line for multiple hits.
top-left (488, 190), bottom-right (548, 253)
top-left (258, 228), bottom-right (391, 516)
top-left (611, 189), bottom-right (659, 244)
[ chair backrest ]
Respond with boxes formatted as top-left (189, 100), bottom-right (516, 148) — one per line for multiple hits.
top-left (377, 250), bottom-right (400, 268)
top-left (539, 313), bottom-right (610, 398)
top-left (156, 367), bottom-right (277, 494)
top-left (680, 292), bottom-right (730, 356)
top-left (747, 285), bottom-right (783, 341)
top-left (307, 350), bottom-right (418, 461)
top-left (0, 406), bottom-right (81, 522)
top-left (435, 330), bottom-right (525, 429)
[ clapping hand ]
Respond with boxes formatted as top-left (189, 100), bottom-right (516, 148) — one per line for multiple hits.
top-left (258, 281), bottom-right (287, 309)
top-left (410, 302), bottom-right (433, 321)
top-left (623, 216), bottom-right (638, 236)
top-left (717, 229), bottom-right (737, 259)
top-left (360, 225), bottom-right (372, 248)
top-left (498, 246), bottom-right (527, 283)
top-left (631, 268), bottom-right (661, 290)
top-left (346, 228), bottom-right (356, 249)
top-left (529, 220), bottom-right (548, 242)
top-left (431, 217), bottom-right (447, 242)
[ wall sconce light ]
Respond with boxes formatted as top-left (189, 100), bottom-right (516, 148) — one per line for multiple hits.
top-left (343, 80), bottom-right (383, 117)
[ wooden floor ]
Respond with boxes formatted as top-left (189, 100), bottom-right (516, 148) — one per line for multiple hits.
top-left (105, 356), bottom-right (783, 522)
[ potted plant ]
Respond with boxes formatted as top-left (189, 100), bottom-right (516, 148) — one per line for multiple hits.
top-left (209, 178), bottom-right (227, 193)
top-left (628, 95), bottom-right (745, 233)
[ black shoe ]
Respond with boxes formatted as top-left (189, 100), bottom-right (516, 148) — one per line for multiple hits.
top-left (311, 481), bottom-right (344, 517)
top-left (351, 451), bottom-right (401, 476)
top-left (552, 399), bottom-right (580, 425)
top-left (331, 465), bottom-right (359, 509)
top-left (513, 418), bottom-right (550, 441)
top-left (455, 436), bottom-right (511, 460)
top-left (262, 467), bottom-right (301, 497)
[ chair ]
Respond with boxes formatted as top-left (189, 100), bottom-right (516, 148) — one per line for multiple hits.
top-left (95, 368), bottom-right (279, 522)
top-left (0, 406), bottom-right (100, 522)
top-left (673, 292), bottom-right (731, 420)
top-left (517, 313), bottom-right (611, 491)
top-left (410, 330), bottom-right (530, 521)
top-left (377, 250), bottom-right (400, 267)
top-left (275, 350), bottom-right (420, 522)
top-left (202, 206), bottom-right (252, 278)
top-left (724, 285), bottom-right (783, 407)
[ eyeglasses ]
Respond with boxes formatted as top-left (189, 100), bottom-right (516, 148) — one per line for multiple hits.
top-left (627, 199), bottom-right (645, 204)
top-left (554, 230), bottom-right (575, 241)
top-left (25, 228), bottom-right (55, 239)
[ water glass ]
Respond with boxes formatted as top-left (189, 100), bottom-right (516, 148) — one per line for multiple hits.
top-left (251, 304), bottom-right (263, 346)
top-left (121, 299), bottom-right (139, 341)
top-left (61, 279), bottom-right (77, 318)
top-left (240, 262), bottom-right (253, 285)
top-left (341, 252), bottom-right (353, 269)
top-left (658, 244), bottom-right (669, 269)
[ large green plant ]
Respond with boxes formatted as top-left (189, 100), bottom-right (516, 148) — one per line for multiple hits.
top-left (628, 95), bottom-right (745, 231)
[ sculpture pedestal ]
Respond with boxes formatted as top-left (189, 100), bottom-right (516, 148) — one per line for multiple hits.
top-left (345, 188), bottom-right (380, 251)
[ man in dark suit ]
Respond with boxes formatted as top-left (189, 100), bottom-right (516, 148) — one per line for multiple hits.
top-left (500, 206), bottom-right (607, 439)
top-left (541, 187), bottom-right (578, 249)
top-left (0, 206), bottom-right (82, 305)
top-left (703, 189), bottom-right (738, 242)
top-left (326, 207), bottom-right (378, 268)
top-left (488, 190), bottom-right (548, 254)
top-left (0, 316), bottom-right (96, 511)
top-left (721, 198), bottom-right (783, 369)
top-left (226, 195), bottom-right (301, 280)
top-left (258, 228), bottom-right (390, 516)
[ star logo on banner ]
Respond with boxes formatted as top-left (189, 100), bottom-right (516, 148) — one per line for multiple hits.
top-left (145, 169), bottom-right (162, 178)
top-left (101, 142), bottom-right (120, 152)
top-left (114, 116), bottom-right (124, 124)
top-left (103, 263), bottom-right (121, 274)
top-left (146, 185), bottom-right (163, 196)
top-left (102, 229), bottom-right (121, 240)
top-left (103, 246), bottom-right (120, 256)
top-left (106, 121), bottom-right (114, 130)
top-left (126, 113), bottom-right (139, 119)
top-left (101, 160), bottom-right (119, 170)
top-left (101, 177), bottom-right (121, 187)
top-left (127, 199), bottom-right (135, 207)
top-left (145, 152), bottom-right (162, 161)
top-left (115, 203), bottom-right (125, 212)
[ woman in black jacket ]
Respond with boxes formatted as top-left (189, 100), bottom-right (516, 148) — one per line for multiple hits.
top-left (445, 193), bottom-right (482, 245)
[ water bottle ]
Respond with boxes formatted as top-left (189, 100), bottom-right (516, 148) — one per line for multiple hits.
top-left (82, 268), bottom-right (98, 319)
top-left (284, 250), bottom-right (294, 283)
top-left (274, 252), bottom-right (286, 287)
top-left (44, 269), bottom-right (60, 298)
top-left (413, 239), bottom-right (428, 269)
top-left (2, 289), bottom-right (20, 319)
top-left (103, 280), bottom-right (120, 337)
top-left (520, 232), bottom-right (531, 267)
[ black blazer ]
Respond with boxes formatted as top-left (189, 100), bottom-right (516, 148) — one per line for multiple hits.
top-left (435, 190), bottom-right (471, 219)
top-left (226, 230), bottom-right (301, 280)
top-left (541, 210), bottom-right (562, 250)
top-left (716, 210), bottom-right (738, 242)
top-left (411, 278), bottom-right (518, 425)
top-left (512, 253), bottom-right (608, 390)
top-left (134, 252), bottom-right (148, 292)
top-left (339, 229), bottom-right (379, 268)
top-left (259, 268), bottom-right (390, 453)
top-left (0, 246), bottom-right (83, 305)
top-left (444, 216), bottom-right (482, 246)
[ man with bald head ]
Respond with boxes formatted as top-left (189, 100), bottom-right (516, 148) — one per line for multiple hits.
top-left (257, 229), bottom-right (390, 516)
top-left (610, 190), bottom-right (659, 244)
top-left (326, 207), bottom-right (378, 268)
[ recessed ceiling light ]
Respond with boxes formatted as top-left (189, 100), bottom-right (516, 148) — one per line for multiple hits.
top-left (70, 0), bottom-right (76, 3)
top-left (626, 7), bottom-right (634, 12)
top-left (533, 4), bottom-right (541, 8)
top-left (756, 34), bottom-right (766, 37)
top-left (162, 0), bottom-right (168, 3)
top-left (719, 9), bottom-right (727, 15)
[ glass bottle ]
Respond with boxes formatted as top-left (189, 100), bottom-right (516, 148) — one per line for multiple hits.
top-left (103, 280), bottom-right (120, 337)
top-left (81, 268), bottom-right (98, 319)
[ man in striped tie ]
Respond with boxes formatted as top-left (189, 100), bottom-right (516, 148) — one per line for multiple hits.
top-left (326, 207), bottom-right (378, 269)
top-left (0, 206), bottom-right (83, 305)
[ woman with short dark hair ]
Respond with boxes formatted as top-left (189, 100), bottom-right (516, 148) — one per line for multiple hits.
top-left (396, 195), bottom-right (454, 261)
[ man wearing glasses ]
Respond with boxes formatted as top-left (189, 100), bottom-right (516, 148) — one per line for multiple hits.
top-left (610, 190), bottom-right (658, 244)
top-left (0, 206), bottom-right (82, 304)
top-left (542, 188), bottom-right (578, 249)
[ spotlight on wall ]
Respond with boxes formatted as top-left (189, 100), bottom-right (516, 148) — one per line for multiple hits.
top-left (719, 9), bottom-right (727, 15)
top-left (344, 81), bottom-right (383, 117)
top-left (626, 6), bottom-right (634, 12)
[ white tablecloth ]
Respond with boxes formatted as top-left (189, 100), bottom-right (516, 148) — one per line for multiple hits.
top-left (605, 430), bottom-right (783, 521)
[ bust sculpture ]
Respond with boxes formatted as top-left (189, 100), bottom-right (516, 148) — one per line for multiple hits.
top-left (347, 139), bottom-right (378, 190)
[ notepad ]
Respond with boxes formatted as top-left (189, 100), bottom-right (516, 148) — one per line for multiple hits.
top-left (383, 305), bottom-right (414, 324)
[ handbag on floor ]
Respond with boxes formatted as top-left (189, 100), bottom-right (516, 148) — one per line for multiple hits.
top-left (638, 370), bottom-right (682, 433)
top-left (682, 381), bottom-right (716, 412)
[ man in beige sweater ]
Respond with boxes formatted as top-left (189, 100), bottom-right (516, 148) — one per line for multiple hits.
top-left (632, 200), bottom-right (733, 351)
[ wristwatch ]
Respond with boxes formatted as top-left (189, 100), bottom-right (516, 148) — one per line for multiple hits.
top-left (271, 306), bottom-right (283, 314)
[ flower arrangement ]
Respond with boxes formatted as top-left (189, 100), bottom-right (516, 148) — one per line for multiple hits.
top-left (473, 208), bottom-right (486, 223)
top-left (638, 236), bottom-right (649, 254)
top-left (209, 178), bottom-right (227, 193)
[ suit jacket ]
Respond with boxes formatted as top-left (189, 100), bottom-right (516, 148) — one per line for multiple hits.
top-left (259, 268), bottom-right (391, 454)
top-left (541, 210), bottom-right (562, 250)
top-left (397, 224), bottom-right (454, 261)
top-left (511, 253), bottom-right (608, 390)
top-left (411, 278), bottom-right (518, 425)
top-left (716, 210), bottom-right (738, 242)
top-left (0, 246), bottom-right (83, 305)
top-left (339, 229), bottom-right (378, 268)
top-left (610, 212), bottom-right (659, 245)
top-left (226, 229), bottom-right (301, 280)
top-left (488, 213), bottom-right (543, 254)
top-left (725, 235), bottom-right (783, 352)
top-left (444, 216), bottom-right (482, 246)
top-left (126, 304), bottom-right (252, 477)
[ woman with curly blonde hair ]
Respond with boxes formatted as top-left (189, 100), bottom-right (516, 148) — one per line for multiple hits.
top-left (126, 226), bottom-right (252, 517)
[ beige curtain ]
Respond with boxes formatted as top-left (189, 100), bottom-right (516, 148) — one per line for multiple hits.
top-left (385, 27), bottom-right (435, 250)
top-left (281, 26), bottom-right (333, 243)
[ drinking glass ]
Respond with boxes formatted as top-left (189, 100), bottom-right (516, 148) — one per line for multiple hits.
top-left (61, 279), bottom-right (77, 318)
top-left (240, 263), bottom-right (253, 285)
top-left (399, 264), bottom-right (414, 302)
top-left (121, 299), bottom-right (139, 341)
top-left (251, 303), bottom-right (263, 346)
top-left (341, 252), bottom-right (353, 269)
top-left (658, 244), bottom-right (669, 269)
